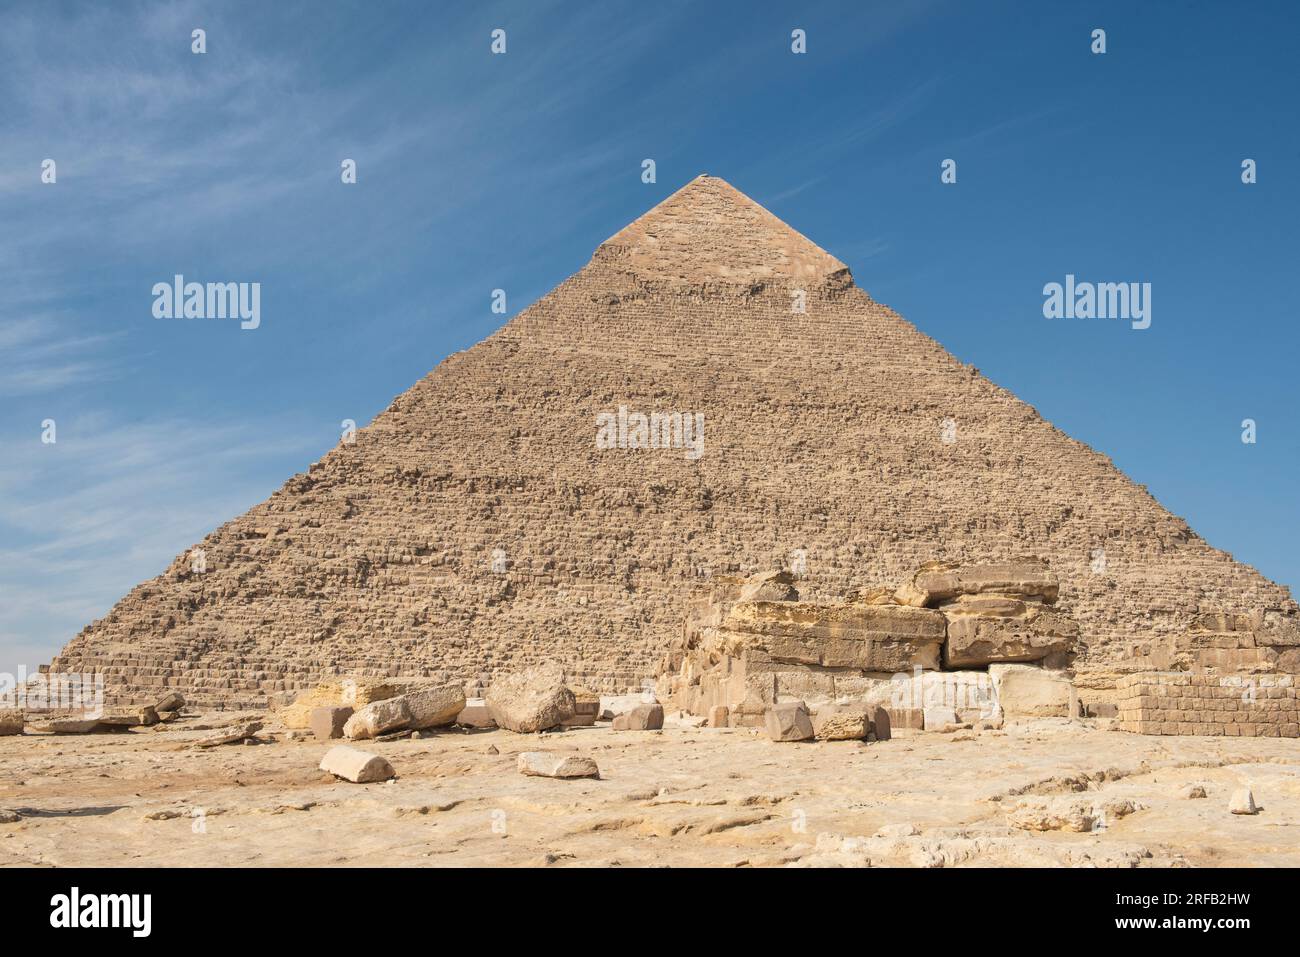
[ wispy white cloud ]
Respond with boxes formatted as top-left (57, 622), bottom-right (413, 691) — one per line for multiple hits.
top-left (0, 412), bottom-right (325, 674)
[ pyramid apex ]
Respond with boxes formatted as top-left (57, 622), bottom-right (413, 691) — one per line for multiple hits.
top-left (594, 175), bottom-right (849, 284)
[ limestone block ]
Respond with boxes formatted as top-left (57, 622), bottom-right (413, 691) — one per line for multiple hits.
top-left (310, 705), bottom-right (353, 740)
top-left (280, 678), bottom-right (402, 730)
top-left (619, 703), bottom-right (664, 730)
top-left (1229, 788), bottom-right (1259, 815)
top-left (943, 607), bottom-right (1079, 668)
top-left (764, 701), bottom-right (814, 742)
top-left (598, 692), bottom-right (657, 720)
top-left (813, 707), bottom-right (870, 741)
top-left (517, 752), bottom-right (600, 779)
top-left (990, 664), bottom-right (1075, 718)
top-left (320, 745), bottom-right (394, 783)
top-left (0, 709), bottom-right (24, 736)
top-left (487, 663), bottom-right (576, 733)
top-left (403, 684), bottom-right (466, 729)
top-left (344, 697), bottom-right (412, 740)
top-left (896, 560), bottom-right (1058, 608)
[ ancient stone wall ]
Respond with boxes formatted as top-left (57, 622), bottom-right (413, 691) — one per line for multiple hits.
top-left (1117, 672), bottom-right (1298, 737)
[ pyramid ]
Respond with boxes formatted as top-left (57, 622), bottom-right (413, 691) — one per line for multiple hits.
top-left (49, 175), bottom-right (1298, 708)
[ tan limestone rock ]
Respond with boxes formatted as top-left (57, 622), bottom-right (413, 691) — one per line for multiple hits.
top-left (319, 745), bottom-right (395, 783)
top-left (764, 701), bottom-right (814, 742)
top-left (517, 752), bottom-right (600, 779)
top-left (487, 663), bottom-right (576, 733)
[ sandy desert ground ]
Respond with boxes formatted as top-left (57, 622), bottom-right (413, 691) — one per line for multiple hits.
top-left (2, 714), bottom-right (1297, 868)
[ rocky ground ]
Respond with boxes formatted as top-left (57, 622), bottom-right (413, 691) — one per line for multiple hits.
top-left (1, 715), bottom-right (1297, 867)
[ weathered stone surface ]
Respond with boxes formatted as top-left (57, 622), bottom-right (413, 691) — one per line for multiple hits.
top-left (403, 685), bottom-right (466, 730)
top-left (344, 697), bottom-right (412, 741)
top-left (764, 701), bottom-right (814, 742)
top-left (737, 570), bottom-right (800, 603)
top-left (154, 691), bottom-right (186, 713)
top-left (278, 679), bottom-right (403, 730)
top-left (613, 703), bottom-right (663, 731)
top-left (0, 709), bottom-right (25, 736)
top-left (100, 706), bottom-right (159, 728)
top-left (1229, 788), bottom-right (1258, 815)
top-left (319, 745), bottom-right (394, 783)
top-left (487, 663), bottom-right (575, 733)
top-left (813, 707), bottom-right (871, 741)
top-left (193, 721), bottom-right (262, 748)
top-left (872, 706), bottom-right (892, 740)
top-left (455, 701), bottom-right (496, 728)
top-left (922, 706), bottom-right (958, 729)
top-left (896, 561), bottom-right (1059, 608)
top-left (517, 752), bottom-right (600, 779)
top-left (598, 692), bottom-right (657, 720)
top-left (1009, 797), bottom-right (1140, 832)
top-left (1117, 672), bottom-right (1299, 737)
top-left (943, 606), bottom-right (1080, 668)
top-left (723, 600), bottom-right (946, 671)
top-left (310, 705), bottom-right (353, 740)
top-left (708, 705), bottom-right (729, 728)
top-left (41, 718), bottom-right (108, 734)
top-left (990, 665), bottom-right (1075, 719)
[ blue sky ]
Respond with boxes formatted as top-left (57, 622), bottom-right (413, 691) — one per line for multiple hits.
top-left (2, 0), bottom-right (1298, 675)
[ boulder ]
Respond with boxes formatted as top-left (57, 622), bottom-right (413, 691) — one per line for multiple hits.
top-left (487, 663), bottom-right (576, 733)
top-left (344, 697), bottom-right (412, 740)
top-left (193, 721), bottom-right (262, 748)
top-left (612, 703), bottom-right (664, 731)
top-left (764, 701), bottom-right (814, 742)
top-left (517, 751), bottom-right (600, 779)
top-left (896, 560), bottom-right (1058, 608)
top-left (1229, 788), bottom-right (1259, 815)
top-left (154, 691), bottom-right (186, 713)
top-left (319, 745), bottom-right (395, 783)
top-left (813, 707), bottom-right (871, 741)
top-left (708, 705), bottom-right (729, 728)
top-left (943, 607), bottom-right (1080, 668)
top-left (403, 685), bottom-right (466, 730)
top-left (990, 664), bottom-right (1076, 718)
top-left (0, 709), bottom-right (24, 736)
top-left (872, 706), bottom-right (892, 741)
top-left (310, 705), bottom-right (353, 740)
